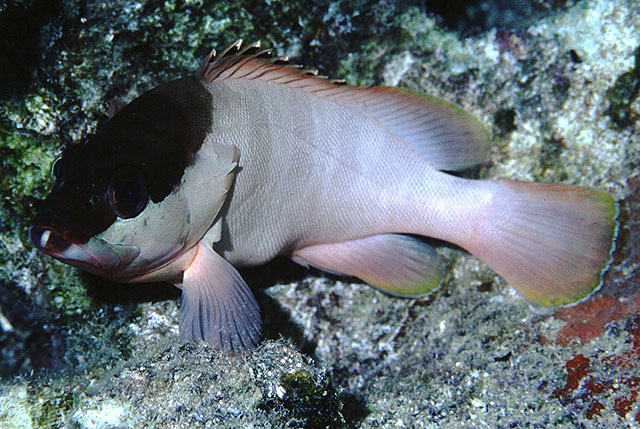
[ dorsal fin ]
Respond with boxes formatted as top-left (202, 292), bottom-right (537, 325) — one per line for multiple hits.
top-left (199, 40), bottom-right (490, 171)
top-left (199, 40), bottom-right (346, 89)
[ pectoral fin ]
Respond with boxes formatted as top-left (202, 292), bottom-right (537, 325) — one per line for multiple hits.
top-left (179, 242), bottom-right (262, 353)
top-left (292, 234), bottom-right (444, 297)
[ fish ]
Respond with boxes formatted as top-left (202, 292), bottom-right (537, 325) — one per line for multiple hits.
top-left (30, 40), bottom-right (618, 353)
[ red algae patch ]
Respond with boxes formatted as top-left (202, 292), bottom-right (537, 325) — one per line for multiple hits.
top-left (551, 175), bottom-right (640, 422)
top-left (552, 320), bottom-right (640, 422)
top-left (555, 297), bottom-right (623, 347)
top-left (553, 354), bottom-right (591, 397)
top-left (555, 294), bottom-right (640, 347)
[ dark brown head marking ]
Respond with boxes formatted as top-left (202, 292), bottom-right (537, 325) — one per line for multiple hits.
top-left (32, 75), bottom-right (213, 244)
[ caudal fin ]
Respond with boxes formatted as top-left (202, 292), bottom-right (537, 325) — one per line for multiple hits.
top-left (465, 180), bottom-right (618, 306)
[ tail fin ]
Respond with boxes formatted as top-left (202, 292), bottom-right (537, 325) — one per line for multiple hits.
top-left (465, 180), bottom-right (618, 306)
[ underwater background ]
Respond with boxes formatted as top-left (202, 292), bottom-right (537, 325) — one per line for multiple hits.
top-left (1, 0), bottom-right (639, 426)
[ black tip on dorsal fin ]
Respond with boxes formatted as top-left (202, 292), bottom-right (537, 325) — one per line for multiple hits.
top-left (329, 79), bottom-right (347, 85)
top-left (240, 41), bottom-right (268, 58)
top-left (199, 39), bottom-right (244, 74)
top-left (201, 47), bottom-right (217, 67)
top-left (221, 39), bottom-right (244, 58)
top-left (255, 49), bottom-right (272, 58)
top-left (272, 56), bottom-right (289, 65)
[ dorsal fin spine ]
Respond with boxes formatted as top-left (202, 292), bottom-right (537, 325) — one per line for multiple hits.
top-left (220, 39), bottom-right (243, 59)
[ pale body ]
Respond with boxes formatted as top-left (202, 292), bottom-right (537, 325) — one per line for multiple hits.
top-left (206, 79), bottom-right (486, 265)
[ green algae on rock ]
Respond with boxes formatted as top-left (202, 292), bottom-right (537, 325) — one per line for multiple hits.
top-left (259, 370), bottom-right (351, 428)
top-left (64, 340), bottom-right (356, 427)
top-left (0, 107), bottom-right (93, 318)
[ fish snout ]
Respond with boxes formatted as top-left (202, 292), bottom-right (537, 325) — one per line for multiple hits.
top-left (30, 225), bottom-right (71, 255)
top-left (29, 224), bottom-right (140, 274)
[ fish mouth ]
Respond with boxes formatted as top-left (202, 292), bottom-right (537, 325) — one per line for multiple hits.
top-left (29, 225), bottom-right (140, 274)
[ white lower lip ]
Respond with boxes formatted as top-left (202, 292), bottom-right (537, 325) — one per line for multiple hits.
top-left (39, 229), bottom-right (51, 249)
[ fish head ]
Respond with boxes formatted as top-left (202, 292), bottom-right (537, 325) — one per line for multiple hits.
top-left (30, 76), bottom-right (220, 280)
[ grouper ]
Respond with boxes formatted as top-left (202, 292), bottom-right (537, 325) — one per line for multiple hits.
top-left (30, 41), bottom-right (618, 353)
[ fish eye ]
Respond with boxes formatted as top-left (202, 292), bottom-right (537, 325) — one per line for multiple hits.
top-left (106, 166), bottom-right (149, 219)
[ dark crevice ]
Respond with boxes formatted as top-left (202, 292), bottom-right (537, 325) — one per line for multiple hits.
top-left (0, 0), bottom-right (65, 99)
top-left (424, 0), bottom-right (580, 35)
top-left (0, 280), bottom-right (64, 376)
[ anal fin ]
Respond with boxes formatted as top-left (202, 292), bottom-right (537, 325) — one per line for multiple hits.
top-left (292, 234), bottom-right (444, 297)
top-left (179, 242), bottom-right (262, 353)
